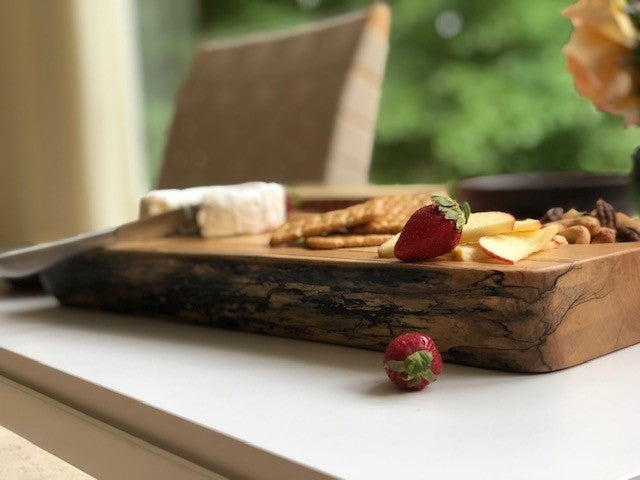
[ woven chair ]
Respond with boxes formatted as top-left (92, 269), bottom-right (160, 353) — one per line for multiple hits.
top-left (158, 3), bottom-right (391, 188)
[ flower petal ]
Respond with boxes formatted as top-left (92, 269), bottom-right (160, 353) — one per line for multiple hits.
top-left (563, 27), bottom-right (632, 105)
top-left (563, 0), bottom-right (637, 48)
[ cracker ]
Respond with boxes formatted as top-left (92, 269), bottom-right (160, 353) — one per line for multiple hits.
top-left (350, 193), bottom-right (436, 234)
top-left (270, 198), bottom-right (383, 246)
top-left (305, 234), bottom-right (392, 249)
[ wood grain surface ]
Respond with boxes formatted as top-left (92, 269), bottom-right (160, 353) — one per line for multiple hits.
top-left (41, 235), bottom-right (640, 373)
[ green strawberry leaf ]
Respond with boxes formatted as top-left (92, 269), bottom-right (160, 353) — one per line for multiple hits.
top-left (432, 195), bottom-right (455, 207)
top-left (461, 202), bottom-right (471, 222)
top-left (443, 209), bottom-right (458, 221)
top-left (431, 195), bottom-right (472, 231)
top-left (385, 350), bottom-right (438, 386)
top-left (385, 360), bottom-right (408, 372)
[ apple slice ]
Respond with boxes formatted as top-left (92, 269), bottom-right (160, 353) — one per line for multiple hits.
top-left (460, 212), bottom-right (515, 244)
top-left (451, 244), bottom-right (507, 262)
top-left (513, 218), bottom-right (542, 232)
top-left (478, 224), bottom-right (559, 264)
top-left (543, 234), bottom-right (568, 250)
top-left (378, 233), bottom-right (400, 258)
top-left (436, 251), bottom-right (456, 261)
top-left (452, 244), bottom-right (489, 262)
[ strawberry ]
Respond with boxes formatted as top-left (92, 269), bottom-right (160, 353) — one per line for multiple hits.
top-left (394, 196), bottom-right (470, 262)
top-left (383, 333), bottom-right (442, 391)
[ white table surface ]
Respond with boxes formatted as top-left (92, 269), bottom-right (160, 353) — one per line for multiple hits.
top-left (1, 293), bottom-right (639, 480)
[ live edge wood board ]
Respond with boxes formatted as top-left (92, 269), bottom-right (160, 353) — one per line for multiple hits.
top-left (41, 235), bottom-right (640, 373)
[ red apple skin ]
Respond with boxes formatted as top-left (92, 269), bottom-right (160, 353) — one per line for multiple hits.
top-left (479, 245), bottom-right (516, 264)
top-left (478, 226), bottom-right (560, 264)
top-left (545, 240), bottom-right (561, 250)
top-left (552, 234), bottom-right (568, 246)
top-left (544, 235), bottom-right (568, 250)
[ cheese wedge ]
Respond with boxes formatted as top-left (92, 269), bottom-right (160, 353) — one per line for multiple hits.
top-left (140, 182), bottom-right (286, 237)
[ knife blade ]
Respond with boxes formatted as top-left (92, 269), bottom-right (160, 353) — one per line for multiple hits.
top-left (0, 206), bottom-right (199, 278)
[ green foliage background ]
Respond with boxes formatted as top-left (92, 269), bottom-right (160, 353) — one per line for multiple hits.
top-left (137, 0), bottom-right (640, 186)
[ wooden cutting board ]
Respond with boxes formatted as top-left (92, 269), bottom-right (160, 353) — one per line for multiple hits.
top-left (41, 235), bottom-right (640, 373)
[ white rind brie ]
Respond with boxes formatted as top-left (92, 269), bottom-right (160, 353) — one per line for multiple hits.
top-left (140, 187), bottom-right (211, 217)
top-left (197, 182), bottom-right (286, 237)
top-left (140, 182), bottom-right (286, 237)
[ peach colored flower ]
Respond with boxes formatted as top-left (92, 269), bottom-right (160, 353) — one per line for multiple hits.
top-left (563, 0), bottom-right (640, 125)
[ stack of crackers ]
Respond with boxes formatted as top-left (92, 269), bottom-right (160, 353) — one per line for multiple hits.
top-left (270, 193), bottom-right (443, 249)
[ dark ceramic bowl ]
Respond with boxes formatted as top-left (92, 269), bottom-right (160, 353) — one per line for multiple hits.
top-left (455, 172), bottom-right (633, 219)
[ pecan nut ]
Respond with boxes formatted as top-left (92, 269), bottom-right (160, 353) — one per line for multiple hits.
top-left (617, 225), bottom-right (640, 242)
top-left (540, 207), bottom-right (564, 224)
top-left (595, 199), bottom-right (616, 230)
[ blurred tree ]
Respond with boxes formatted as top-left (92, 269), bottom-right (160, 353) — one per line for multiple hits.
top-left (137, 0), bottom-right (640, 185)
top-left (369, 0), bottom-right (640, 183)
top-left (136, 0), bottom-right (198, 184)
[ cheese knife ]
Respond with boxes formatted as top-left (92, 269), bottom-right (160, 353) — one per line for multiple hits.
top-left (0, 206), bottom-right (199, 278)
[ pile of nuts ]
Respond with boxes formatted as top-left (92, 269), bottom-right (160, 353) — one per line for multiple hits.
top-left (540, 199), bottom-right (640, 244)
